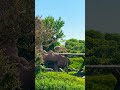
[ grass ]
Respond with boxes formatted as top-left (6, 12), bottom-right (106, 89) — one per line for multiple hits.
top-left (86, 74), bottom-right (117, 90)
top-left (35, 72), bottom-right (85, 90)
top-left (68, 71), bottom-right (77, 75)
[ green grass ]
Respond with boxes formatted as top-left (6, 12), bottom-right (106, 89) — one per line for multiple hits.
top-left (86, 74), bottom-right (117, 90)
top-left (69, 57), bottom-right (84, 70)
top-left (68, 71), bottom-right (77, 75)
top-left (35, 72), bottom-right (85, 90)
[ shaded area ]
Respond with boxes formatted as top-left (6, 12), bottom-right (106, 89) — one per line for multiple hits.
top-left (0, 0), bottom-right (35, 89)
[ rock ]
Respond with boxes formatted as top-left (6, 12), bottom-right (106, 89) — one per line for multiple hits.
top-left (68, 68), bottom-right (77, 72)
top-left (54, 46), bottom-right (67, 53)
top-left (82, 76), bottom-right (85, 78)
top-left (43, 51), bottom-right (70, 70)
top-left (58, 68), bottom-right (64, 72)
top-left (45, 68), bottom-right (54, 71)
top-left (71, 68), bottom-right (77, 71)
top-left (68, 68), bottom-right (72, 72)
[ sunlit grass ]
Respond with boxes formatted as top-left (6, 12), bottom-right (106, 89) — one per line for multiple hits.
top-left (36, 72), bottom-right (85, 90)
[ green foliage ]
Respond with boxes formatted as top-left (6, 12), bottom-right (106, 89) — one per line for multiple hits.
top-left (35, 53), bottom-right (43, 65)
top-left (35, 16), bottom-right (55, 48)
top-left (42, 16), bottom-right (65, 51)
top-left (65, 38), bottom-right (85, 53)
top-left (69, 58), bottom-right (84, 70)
top-left (47, 42), bottom-right (60, 51)
top-left (35, 72), bottom-right (85, 90)
top-left (35, 65), bottom-right (46, 74)
top-left (86, 30), bottom-right (120, 64)
top-left (35, 16), bottom-right (65, 51)
top-left (86, 74), bottom-right (116, 90)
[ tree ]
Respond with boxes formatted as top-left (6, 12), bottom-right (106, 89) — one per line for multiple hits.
top-left (35, 16), bottom-right (65, 51)
top-left (42, 16), bottom-right (65, 51)
top-left (86, 30), bottom-right (120, 65)
top-left (65, 38), bottom-right (85, 53)
top-left (35, 16), bottom-right (55, 51)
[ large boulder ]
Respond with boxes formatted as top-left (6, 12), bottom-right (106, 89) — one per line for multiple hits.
top-left (43, 50), bottom-right (69, 69)
top-left (54, 46), bottom-right (67, 53)
top-left (45, 68), bottom-right (54, 71)
top-left (0, 46), bottom-right (34, 89)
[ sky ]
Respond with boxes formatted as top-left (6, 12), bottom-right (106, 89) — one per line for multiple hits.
top-left (86, 0), bottom-right (120, 33)
top-left (35, 0), bottom-right (85, 40)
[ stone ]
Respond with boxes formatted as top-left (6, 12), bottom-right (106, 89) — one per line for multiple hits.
top-left (58, 68), bottom-right (64, 72)
top-left (45, 68), bottom-right (54, 71)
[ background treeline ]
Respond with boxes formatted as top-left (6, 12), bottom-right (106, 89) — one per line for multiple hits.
top-left (86, 30), bottom-right (120, 65)
top-left (86, 30), bottom-right (120, 90)
top-left (65, 38), bottom-right (85, 53)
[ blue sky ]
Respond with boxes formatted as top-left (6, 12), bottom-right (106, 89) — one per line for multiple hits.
top-left (35, 0), bottom-right (85, 40)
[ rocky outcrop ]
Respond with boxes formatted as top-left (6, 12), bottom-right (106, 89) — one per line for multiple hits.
top-left (0, 46), bottom-right (34, 89)
top-left (43, 50), bottom-right (69, 69)
top-left (54, 46), bottom-right (67, 53)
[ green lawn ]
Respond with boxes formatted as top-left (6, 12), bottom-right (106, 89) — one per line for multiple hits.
top-left (35, 72), bottom-right (85, 90)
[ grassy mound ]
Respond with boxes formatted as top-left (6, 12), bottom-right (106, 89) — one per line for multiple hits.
top-left (36, 72), bottom-right (85, 90)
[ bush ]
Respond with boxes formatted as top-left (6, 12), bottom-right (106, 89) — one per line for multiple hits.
top-left (35, 65), bottom-right (46, 74)
top-left (35, 72), bottom-right (85, 90)
top-left (69, 57), bottom-right (84, 70)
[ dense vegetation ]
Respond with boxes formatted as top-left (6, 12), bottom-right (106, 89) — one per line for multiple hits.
top-left (69, 57), bottom-right (84, 70)
top-left (86, 30), bottom-right (120, 90)
top-left (35, 16), bottom-right (65, 52)
top-left (65, 39), bottom-right (85, 53)
top-left (86, 30), bottom-right (120, 65)
top-left (36, 72), bottom-right (85, 90)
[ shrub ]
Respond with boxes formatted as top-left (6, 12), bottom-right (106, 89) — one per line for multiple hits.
top-left (69, 57), bottom-right (84, 70)
top-left (35, 72), bottom-right (85, 90)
